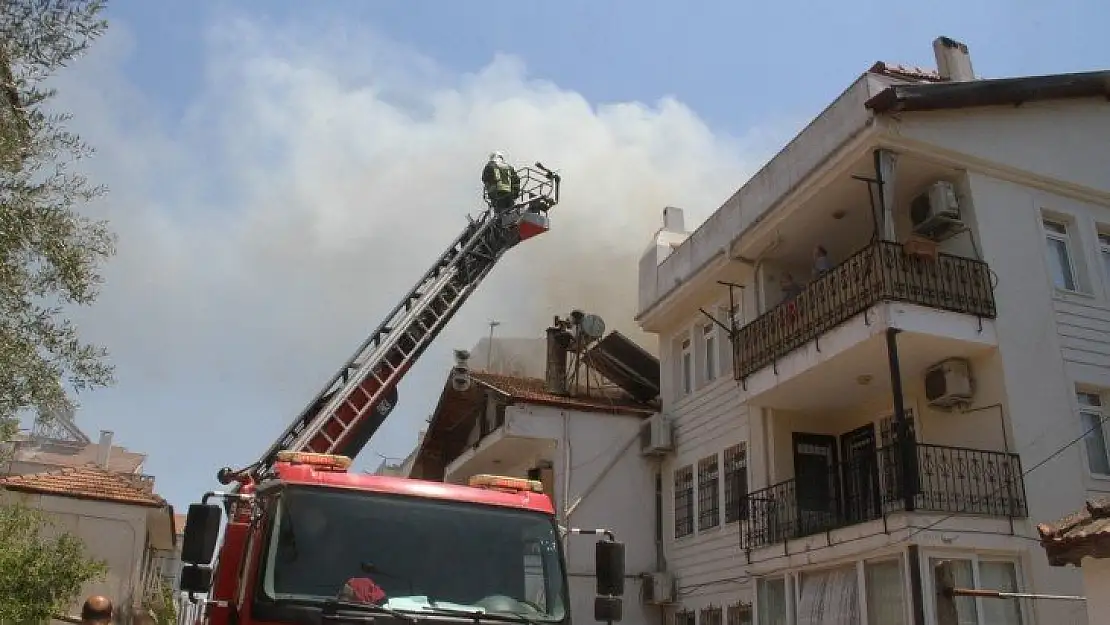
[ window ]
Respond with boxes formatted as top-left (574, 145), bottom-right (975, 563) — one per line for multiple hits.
top-left (681, 337), bottom-right (693, 396)
top-left (726, 602), bottom-right (753, 625)
top-left (1078, 391), bottom-right (1110, 475)
top-left (724, 444), bottom-right (748, 523)
top-left (1043, 218), bottom-right (1078, 291)
top-left (257, 486), bottom-right (567, 620)
top-left (697, 454), bottom-right (720, 530)
top-left (700, 605), bottom-right (723, 625)
top-left (1099, 231), bottom-right (1110, 288)
top-left (756, 578), bottom-right (787, 625)
top-left (703, 323), bottom-right (718, 382)
top-left (931, 557), bottom-right (1023, 625)
top-left (674, 465), bottom-right (694, 538)
top-left (865, 559), bottom-right (906, 625)
top-left (797, 565), bottom-right (859, 625)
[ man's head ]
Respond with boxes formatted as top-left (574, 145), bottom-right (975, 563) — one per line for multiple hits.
top-left (488, 151), bottom-right (505, 165)
top-left (81, 595), bottom-right (113, 625)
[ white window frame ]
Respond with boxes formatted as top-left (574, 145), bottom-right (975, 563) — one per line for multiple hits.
top-left (1097, 229), bottom-right (1110, 295)
top-left (1042, 217), bottom-right (1080, 292)
top-left (702, 322), bottom-right (718, 383)
top-left (921, 553), bottom-right (1028, 625)
top-left (1077, 389), bottom-right (1110, 477)
top-left (681, 336), bottom-right (693, 396)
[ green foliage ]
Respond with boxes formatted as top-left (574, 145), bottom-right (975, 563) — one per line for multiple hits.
top-left (146, 579), bottom-right (179, 625)
top-left (0, 500), bottom-right (108, 623)
top-left (0, 0), bottom-right (117, 422)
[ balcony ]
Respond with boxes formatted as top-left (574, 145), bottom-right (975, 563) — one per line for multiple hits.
top-left (734, 239), bottom-right (996, 380)
top-left (739, 443), bottom-right (1027, 551)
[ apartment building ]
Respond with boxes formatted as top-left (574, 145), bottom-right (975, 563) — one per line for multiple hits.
top-left (636, 36), bottom-right (1109, 625)
top-left (408, 315), bottom-right (664, 625)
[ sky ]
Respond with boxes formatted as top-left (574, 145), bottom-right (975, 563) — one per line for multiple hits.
top-left (37, 0), bottom-right (1109, 511)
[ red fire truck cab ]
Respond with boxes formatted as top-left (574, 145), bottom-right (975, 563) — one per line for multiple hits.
top-left (179, 452), bottom-right (625, 625)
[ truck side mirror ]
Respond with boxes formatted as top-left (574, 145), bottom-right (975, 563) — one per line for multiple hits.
top-left (595, 540), bottom-right (625, 596)
top-left (179, 564), bottom-right (214, 594)
top-left (594, 596), bottom-right (622, 623)
top-left (181, 503), bottom-right (222, 565)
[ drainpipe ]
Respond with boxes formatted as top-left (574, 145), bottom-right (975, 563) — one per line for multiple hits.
top-left (562, 411), bottom-right (572, 524)
top-left (749, 236), bottom-right (782, 315)
top-left (885, 328), bottom-right (917, 512)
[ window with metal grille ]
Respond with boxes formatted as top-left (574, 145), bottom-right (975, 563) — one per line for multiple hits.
top-left (724, 443), bottom-right (748, 523)
top-left (674, 465), bottom-right (694, 538)
top-left (672, 608), bottom-right (696, 625)
top-left (697, 454), bottom-right (720, 530)
top-left (726, 602), bottom-right (753, 625)
top-left (700, 605), bottom-right (723, 625)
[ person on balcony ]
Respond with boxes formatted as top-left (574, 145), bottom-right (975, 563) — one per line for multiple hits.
top-left (812, 245), bottom-right (832, 278)
top-left (780, 273), bottom-right (803, 302)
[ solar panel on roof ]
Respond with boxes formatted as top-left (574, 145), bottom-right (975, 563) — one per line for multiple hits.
top-left (585, 331), bottom-right (660, 402)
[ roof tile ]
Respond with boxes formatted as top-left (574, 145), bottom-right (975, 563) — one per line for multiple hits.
top-left (868, 61), bottom-right (944, 83)
top-left (0, 465), bottom-right (167, 508)
top-left (470, 372), bottom-right (655, 416)
top-left (1037, 496), bottom-right (1110, 566)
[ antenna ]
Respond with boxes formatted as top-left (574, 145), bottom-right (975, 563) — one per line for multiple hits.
top-left (552, 310), bottom-right (607, 396)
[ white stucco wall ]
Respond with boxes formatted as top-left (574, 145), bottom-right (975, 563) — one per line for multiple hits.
top-left (1, 490), bottom-right (154, 622)
top-left (503, 403), bottom-right (661, 625)
top-left (639, 72), bottom-right (1109, 625)
top-left (1082, 557), bottom-right (1110, 625)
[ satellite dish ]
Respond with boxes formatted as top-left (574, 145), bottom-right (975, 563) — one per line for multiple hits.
top-left (580, 313), bottom-right (606, 340)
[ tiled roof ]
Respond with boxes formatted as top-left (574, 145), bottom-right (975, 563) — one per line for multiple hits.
top-left (868, 61), bottom-right (944, 83)
top-left (0, 466), bottom-right (168, 508)
top-left (470, 372), bottom-right (656, 416)
top-left (1037, 497), bottom-right (1110, 567)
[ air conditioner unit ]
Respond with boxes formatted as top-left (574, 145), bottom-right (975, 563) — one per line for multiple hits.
top-left (924, 358), bottom-right (974, 409)
top-left (640, 413), bottom-right (674, 456)
top-left (910, 181), bottom-right (963, 241)
top-left (642, 571), bottom-right (676, 605)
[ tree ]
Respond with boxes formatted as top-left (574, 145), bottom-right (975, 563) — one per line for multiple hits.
top-left (0, 501), bottom-right (108, 623)
top-left (0, 0), bottom-right (117, 423)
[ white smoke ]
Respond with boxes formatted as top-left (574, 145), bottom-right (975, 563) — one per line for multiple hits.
top-left (51, 12), bottom-right (790, 505)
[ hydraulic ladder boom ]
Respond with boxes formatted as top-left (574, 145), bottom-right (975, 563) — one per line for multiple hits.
top-left (220, 163), bottom-right (560, 484)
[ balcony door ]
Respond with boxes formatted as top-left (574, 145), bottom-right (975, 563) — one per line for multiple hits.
top-left (792, 433), bottom-right (838, 537)
top-left (839, 424), bottom-right (882, 525)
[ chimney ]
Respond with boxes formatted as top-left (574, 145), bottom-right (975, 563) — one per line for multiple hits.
top-left (662, 206), bottom-right (685, 233)
top-left (95, 430), bottom-right (113, 468)
top-left (933, 36), bottom-right (974, 82)
top-left (544, 325), bottom-right (569, 396)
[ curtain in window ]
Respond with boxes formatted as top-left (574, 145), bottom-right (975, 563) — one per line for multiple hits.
top-left (757, 578), bottom-right (787, 625)
top-left (865, 560), bottom-right (906, 625)
top-left (978, 561), bottom-right (1023, 625)
top-left (796, 566), bottom-right (859, 625)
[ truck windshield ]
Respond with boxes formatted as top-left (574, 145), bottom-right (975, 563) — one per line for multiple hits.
top-left (259, 486), bottom-right (568, 622)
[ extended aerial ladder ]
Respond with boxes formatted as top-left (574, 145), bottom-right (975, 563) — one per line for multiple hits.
top-left (217, 162), bottom-right (561, 485)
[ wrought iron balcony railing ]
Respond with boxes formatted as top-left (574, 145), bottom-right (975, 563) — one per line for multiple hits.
top-left (739, 442), bottom-right (1026, 551)
top-left (734, 240), bottom-right (996, 379)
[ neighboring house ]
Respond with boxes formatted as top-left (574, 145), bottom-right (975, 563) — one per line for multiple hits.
top-left (0, 466), bottom-right (176, 625)
top-left (636, 35), bottom-right (1108, 625)
top-left (408, 319), bottom-right (664, 625)
top-left (467, 336), bottom-right (548, 378)
top-left (3, 428), bottom-right (146, 476)
top-left (372, 430), bottom-right (426, 477)
top-left (1038, 497), bottom-right (1110, 625)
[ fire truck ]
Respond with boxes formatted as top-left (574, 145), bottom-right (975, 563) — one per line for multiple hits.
top-left (177, 162), bottom-right (626, 625)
